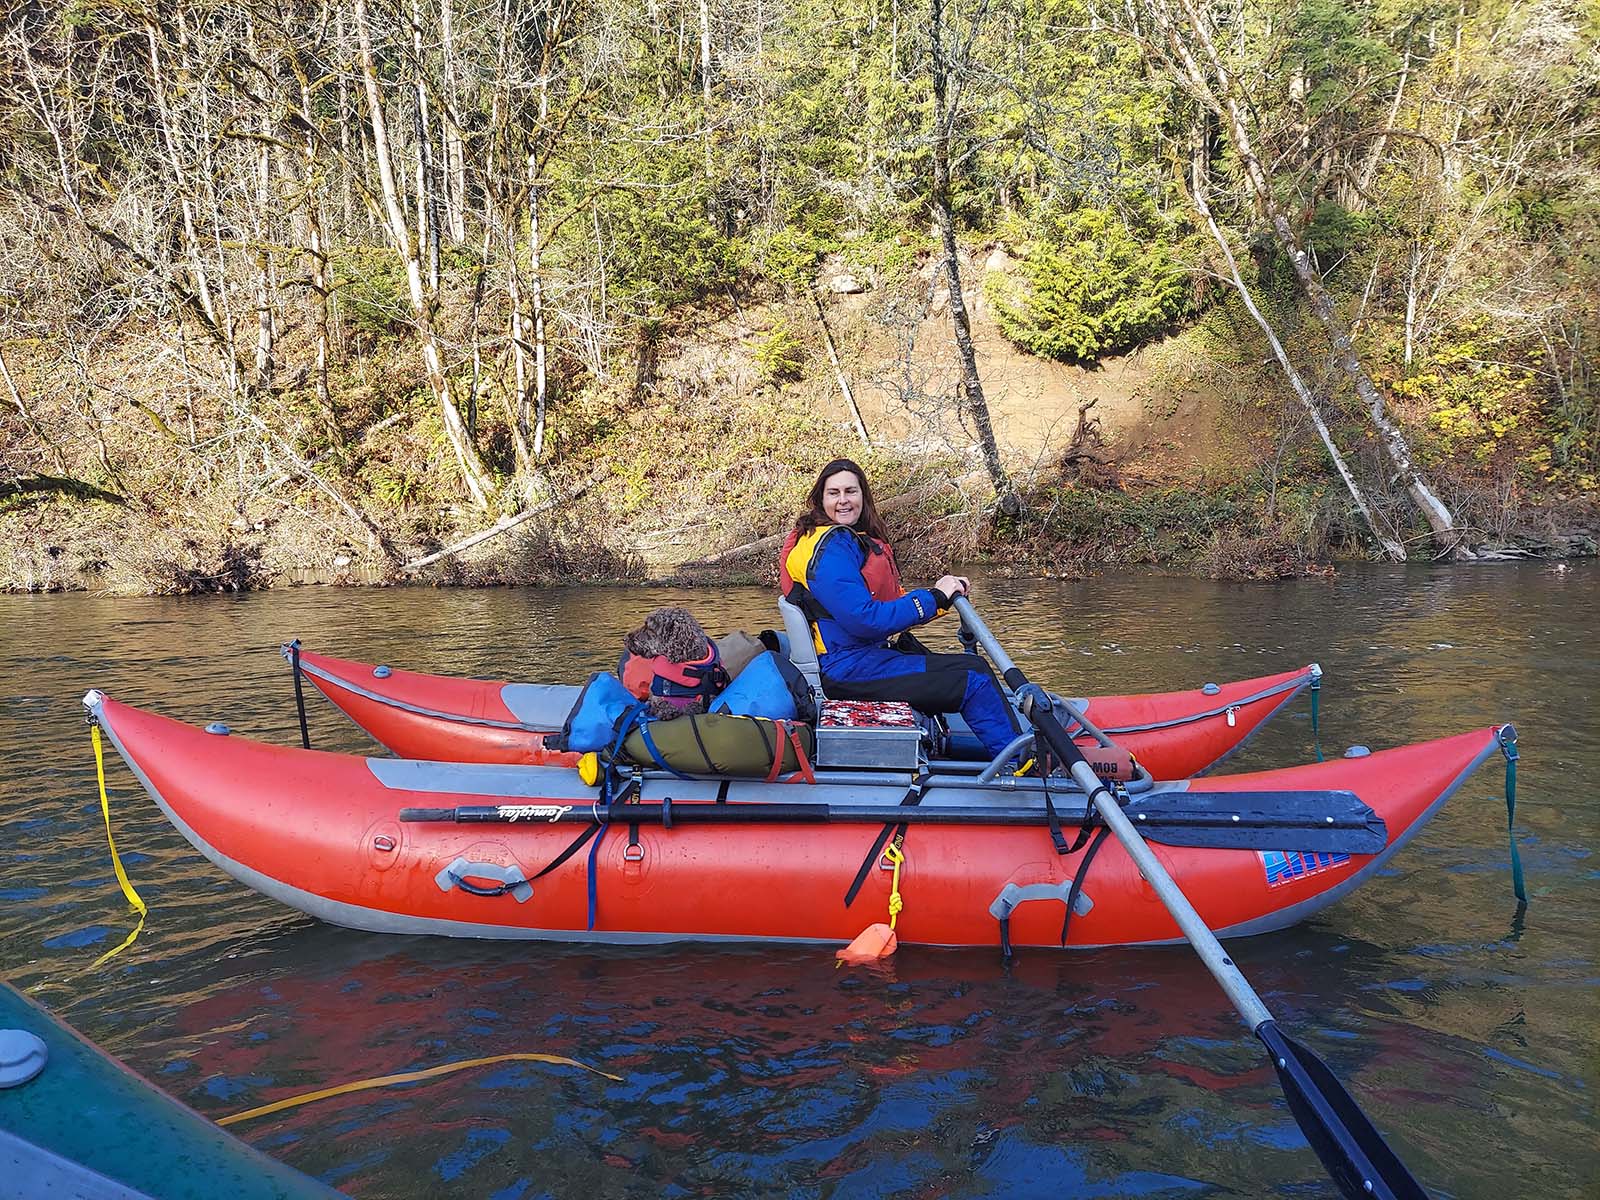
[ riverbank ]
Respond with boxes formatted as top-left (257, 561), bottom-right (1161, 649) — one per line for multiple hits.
top-left (6, 276), bottom-right (1595, 596)
top-left (8, 465), bottom-right (1596, 595)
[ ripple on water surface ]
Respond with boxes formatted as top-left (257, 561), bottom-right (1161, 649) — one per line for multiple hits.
top-left (1, 567), bottom-right (1596, 1198)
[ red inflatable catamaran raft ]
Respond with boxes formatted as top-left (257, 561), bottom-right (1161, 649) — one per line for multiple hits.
top-left (84, 690), bottom-right (1511, 951)
top-left (283, 645), bottom-right (1322, 780)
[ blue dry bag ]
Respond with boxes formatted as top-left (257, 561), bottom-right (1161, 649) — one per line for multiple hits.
top-left (709, 651), bottom-right (801, 721)
top-left (555, 672), bottom-right (641, 752)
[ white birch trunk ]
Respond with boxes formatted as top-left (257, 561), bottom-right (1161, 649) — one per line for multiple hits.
top-left (504, 223), bottom-right (534, 469)
top-left (698, 0), bottom-right (714, 179)
top-left (411, 0), bottom-right (441, 296)
top-left (809, 286), bottom-right (869, 447)
top-left (528, 74), bottom-right (550, 461)
top-left (299, 77), bottom-right (336, 427)
top-left (1168, 0), bottom-right (1461, 556)
top-left (252, 134), bottom-right (275, 393)
top-left (440, 0), bottom-right (467, 243)
top-left (353, 0), bottom-right (493, 506)
top-left (1191, 163), bottom-right (1405, 561)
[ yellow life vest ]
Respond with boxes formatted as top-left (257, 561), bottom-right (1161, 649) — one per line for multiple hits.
top-left (784, 525), bottom-right (911, 655)
top-left (784, 525), bottom-right (841, 655)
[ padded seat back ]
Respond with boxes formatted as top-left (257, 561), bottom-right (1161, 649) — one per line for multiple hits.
top-left (776, 595), bottom-right (826, 703)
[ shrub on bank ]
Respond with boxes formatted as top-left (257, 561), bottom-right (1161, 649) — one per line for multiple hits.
top-left (99, 508), bottom-right (272, 596)
top-left (1003, 480), bottom-right (1347, 579)
top-left (987, 209), bottom-right (1194, 363)
top-left (1201, 528), bottom-right (1314, 580)
top-left (1017, 485), bottom-right (1245, 565)
top-left (331, 247), bottom-right (412, 346)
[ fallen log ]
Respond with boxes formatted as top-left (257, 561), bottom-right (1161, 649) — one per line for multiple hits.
top-left (400, 470), bottom-right (603, 573)
top-left (1, 474), bottom-right (126, 507)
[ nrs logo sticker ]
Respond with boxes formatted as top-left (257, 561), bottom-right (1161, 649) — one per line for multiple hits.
top-left (1261, 849), bottom-right (1350, 888)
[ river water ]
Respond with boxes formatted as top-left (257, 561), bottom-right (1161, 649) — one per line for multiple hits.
top-left (2, 566), bottom-right (1595, 1198)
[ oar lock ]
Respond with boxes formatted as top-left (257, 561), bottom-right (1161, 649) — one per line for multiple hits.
top-left (1012, 682), bottom-right (1052, 716)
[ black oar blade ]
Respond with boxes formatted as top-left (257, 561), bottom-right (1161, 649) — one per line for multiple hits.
top-left (1256, 1020), bottom-right (1429, 1200)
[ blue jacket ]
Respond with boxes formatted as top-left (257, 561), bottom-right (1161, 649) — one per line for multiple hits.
top-left (801, 528), bottom-right (945, 665)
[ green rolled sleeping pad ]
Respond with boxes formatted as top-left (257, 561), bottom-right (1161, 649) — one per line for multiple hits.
top-left (620, 712), bottom-right (814, 777)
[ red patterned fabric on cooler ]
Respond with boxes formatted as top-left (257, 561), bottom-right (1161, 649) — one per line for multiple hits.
top-left (819, 700), bottom-right (920, 728)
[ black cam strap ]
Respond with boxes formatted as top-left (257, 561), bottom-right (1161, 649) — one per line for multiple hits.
top-left (290, 642), bottom-right (311, 750)
top-left (689, 717), bottom-right (717, 774)
top-left (532, 824), bottom-right (601, 880)
top-left (1060, 826), bottom-right (1111, 946)
top-left (843, 773), bottom-right (926, 908)
top-left (534, 775), bottom-right (639, 880)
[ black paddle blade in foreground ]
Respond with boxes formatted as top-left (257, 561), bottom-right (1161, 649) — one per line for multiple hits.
top-left (1256, 1021), bottom-right (1429, 1200)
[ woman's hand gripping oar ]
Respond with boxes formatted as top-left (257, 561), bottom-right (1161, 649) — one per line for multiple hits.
top-left (951, 596), bottom-right (1430, 1200)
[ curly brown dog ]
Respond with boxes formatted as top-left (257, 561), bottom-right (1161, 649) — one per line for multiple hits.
top-left (623, 606), bottom-right (717, 719)
top-left (623, 606), bottom-right (711, 666)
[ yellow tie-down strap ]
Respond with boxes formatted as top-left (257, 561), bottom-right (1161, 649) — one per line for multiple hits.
top-left (91, 724), bottom-right (147, 967)
top-left (218, 1052), bottom-right (623, 1127)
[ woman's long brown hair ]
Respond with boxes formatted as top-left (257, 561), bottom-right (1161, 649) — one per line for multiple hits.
top-left (794, 458), bottom-right (889, 543)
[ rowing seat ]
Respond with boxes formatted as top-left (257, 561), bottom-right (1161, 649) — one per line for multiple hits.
top-left (776, 596), bottom-right (827, 707)
top-left (780, 598), bottom-right (953, 761)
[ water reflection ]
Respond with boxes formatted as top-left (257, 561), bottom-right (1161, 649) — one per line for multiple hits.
top-left (2, 564), bottom-right (1596, 1198)
top-left (101, 934), bottom-right (1505, 1198)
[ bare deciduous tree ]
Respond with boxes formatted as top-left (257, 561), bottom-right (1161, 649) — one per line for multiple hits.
top-left (928, 0), bottom-right (1018, 516)
top-left (353, 0), bottom-right (495, 506)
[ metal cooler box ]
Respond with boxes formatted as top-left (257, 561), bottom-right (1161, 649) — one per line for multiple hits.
top-left (814, 700), bottom-right (927, 770)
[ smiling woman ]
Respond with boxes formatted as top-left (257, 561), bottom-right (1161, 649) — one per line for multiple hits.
top-left (819, 467), bottom-right (864, 528)
top-left (778, 458), bottom-right (1019, 758)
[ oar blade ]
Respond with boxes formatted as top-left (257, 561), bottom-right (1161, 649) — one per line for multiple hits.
top-left (949, 597), bottom-right (1432, 1198)
top-left (1256, 1021), bottom-right (1430, 1200)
